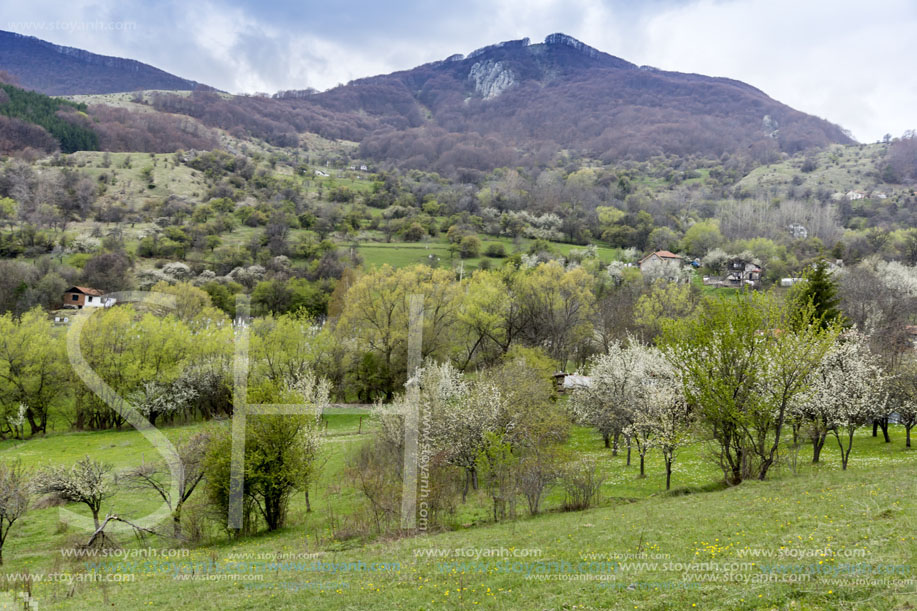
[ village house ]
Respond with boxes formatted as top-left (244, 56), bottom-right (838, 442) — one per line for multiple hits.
top-left (637, 250), bottom-right (683, 270)
top-left (724, 258), bottom-right (763, 287)
top-left (552, 371), bottom-right (592, 394)
top-left (61, 286), bottom-right (116, 309)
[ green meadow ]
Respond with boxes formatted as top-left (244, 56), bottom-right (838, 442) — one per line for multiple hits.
top-left (1, 413), bottom-right (915, 609)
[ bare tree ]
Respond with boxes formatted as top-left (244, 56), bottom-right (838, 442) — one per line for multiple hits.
top-left (124, 432), bottom-right (210, 537)
top-left (889, 358), bottom-right (917, 448)
top-left (0, 460), bottom-right (30, 565)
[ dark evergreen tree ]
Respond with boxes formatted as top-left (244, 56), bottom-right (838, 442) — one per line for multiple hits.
top-left (791, 260), bottom-right (844, 330)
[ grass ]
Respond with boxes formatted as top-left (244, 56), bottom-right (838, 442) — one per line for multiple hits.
top-left (357, 236), bottom-right (622, 271)
top-left (0, 411), bottom-right (915, 609)
top-left (736, 143), bottom-right (896, 197)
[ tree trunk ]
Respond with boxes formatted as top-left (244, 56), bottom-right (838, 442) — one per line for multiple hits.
top-left (872, 420), bottom-right (879, 437)
top-left (471, 467), bottom-right (478, 490)
top-left (639, 453), bottom-right (645, 478)
top-left (305, 489), bottom-right (311, 512)
top-left (730, 447), bottom-right (743, 485)
top-left (603, 433), bottom-right (610, 449)
top-left (812, 433), bottom-right (826, 463)
top-left (612, 431), bottom-right (619, 456)
top-left (880, 418), bottom-right (890, 443)
top-left (665, 459), bottom-right (672, 491)
top-left (626, 440), bottom-right (631, 467)
top-left (26, 408), bottom-right (43, 437)
top-left (907, 426), bottom-right (912, 449)
top-left (172, 506), bottom-right (182, 539)
top-left (836, 429), bottom-right (854, 470)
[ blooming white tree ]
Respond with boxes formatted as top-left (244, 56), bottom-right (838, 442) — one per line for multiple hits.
top-left (606, 261), bottom-right (627, 284)
top-left (36, 456), bottom-right (112, 529)
top-left (377, 361), bottom-right (507, 501)
top-left (625, 348), bottom-right (690, 489)
top-left (0, 460), bottom-right (30, 565)
top-left (569, 340), bottom-right (644, 454)
top-left (801, 332), bottom-right (887, 470)
top-left (875, 260), bottom-right (917, 297)
top-left (571, 339), bottom-right (690, 486)
top-left (641, 257), bottom-right (693, 284)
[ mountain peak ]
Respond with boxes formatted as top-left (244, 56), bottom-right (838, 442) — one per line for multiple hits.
top-left (542, 33), bottom-right (602, 58)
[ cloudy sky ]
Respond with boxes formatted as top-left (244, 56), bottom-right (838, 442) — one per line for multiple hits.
top-left (3, 0), bottom-right (915, 142)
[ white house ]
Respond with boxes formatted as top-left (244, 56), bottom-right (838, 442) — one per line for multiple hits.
top-left (552, 372), bottom-right (592, 393)
top-left (62, 286), bottom-right (116, 309)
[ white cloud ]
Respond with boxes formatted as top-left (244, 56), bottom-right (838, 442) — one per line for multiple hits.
top-left (630, 0), bottom-right (917, 141)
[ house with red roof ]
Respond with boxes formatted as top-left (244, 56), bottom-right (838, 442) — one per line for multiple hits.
top-left (62, 286), bottom-right (115, 309)
top-left (638, 250), bottom-right (683, 270)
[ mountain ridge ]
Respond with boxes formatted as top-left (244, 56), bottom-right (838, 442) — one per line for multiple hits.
top-left (0, 31), bottom-right (854, 171)
top-left (0, 30), bottom-right (207, 95)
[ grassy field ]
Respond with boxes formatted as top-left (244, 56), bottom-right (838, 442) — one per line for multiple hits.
top-left (357, 236), bottom-right (623, 271)
top-left (736, 143), bottom-right (893, 197)
top-left (0, 409), bottom-right (915, 609)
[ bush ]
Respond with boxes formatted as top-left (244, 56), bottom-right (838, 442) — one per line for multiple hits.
top-left (484, 243), bottom-right (506, 258)
top-left (347, 439), bottom-right (402, 534)
top-left (459, 235), bottom-right (481, 259)
top-left (561, 457), bottom-right (605, 511)
top-left (516, 449), bottom-right (561, 516)
top-left (402, 222), bottom-right (426, 242)
top-left (349, 432), bottom-right (463, 534)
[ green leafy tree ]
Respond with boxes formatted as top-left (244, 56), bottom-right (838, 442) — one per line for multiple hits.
top-left (663, 293), bottom-right (838, 484)
top-left (459, 235), bottom-right (482, 259)
top-left (204, 376), bottom-right (325, 533)
top-left (0, 309), bottom-right (68, 435)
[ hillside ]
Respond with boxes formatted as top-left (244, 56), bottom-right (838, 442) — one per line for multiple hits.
top-left (327, 33), bottom-right (854, 164)
top-left (0, 32), bottom-right (855, 171)
top-left (0, 83), bottom-right (98, 153)
top-left (0, 30), bottom-right (205, 95)
top-left (1, 416), bottom-right (914, 610)
top-left (142, 33), bottom-right (853, 172)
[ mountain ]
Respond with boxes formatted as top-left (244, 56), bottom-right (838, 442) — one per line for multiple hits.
top-left (0, 31), bottom-right (854, 170)
top-left (284, 33), bottom-right (853, 169)
top-left (0, 30), bottom-right (205, 95)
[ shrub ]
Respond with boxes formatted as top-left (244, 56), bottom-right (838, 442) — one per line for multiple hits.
top-left (561, 457), bottom-right (605, 511)
top-left (459, 235), bottom-right (481, 259)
